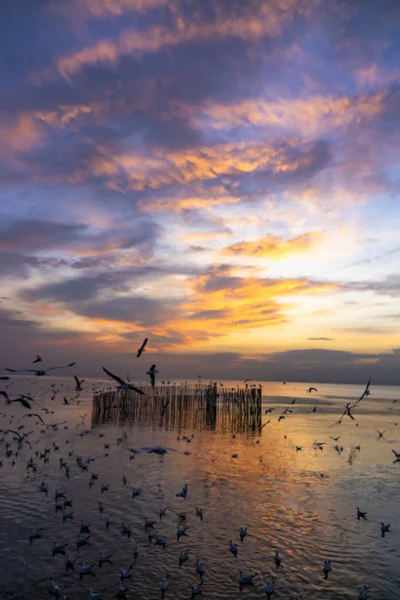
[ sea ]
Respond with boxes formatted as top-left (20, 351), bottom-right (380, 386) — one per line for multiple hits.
top-left (0, 376), bottom-right (399, 599)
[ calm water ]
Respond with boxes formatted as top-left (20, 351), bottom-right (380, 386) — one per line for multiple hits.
top-left (0, 377), bottom-right (399, 599)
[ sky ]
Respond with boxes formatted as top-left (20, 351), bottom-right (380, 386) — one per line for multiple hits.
top-left (0, 0), bottom-right (400, 384)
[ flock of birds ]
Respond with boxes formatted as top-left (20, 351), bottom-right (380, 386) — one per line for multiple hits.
top-left (0, 340), bottom-right (398, 599)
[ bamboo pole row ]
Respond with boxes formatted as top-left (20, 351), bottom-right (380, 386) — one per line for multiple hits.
top-left (91, 383), bottom-right (262, 434)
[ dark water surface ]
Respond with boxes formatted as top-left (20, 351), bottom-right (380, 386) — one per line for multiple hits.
top-left (0, 377), bottom-right (399, 599)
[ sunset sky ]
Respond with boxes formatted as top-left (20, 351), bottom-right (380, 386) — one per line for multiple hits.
top-left (1, 0), bottom-right (399, 383)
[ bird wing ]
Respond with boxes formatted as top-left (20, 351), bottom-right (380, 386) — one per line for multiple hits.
top-left (329, 409), bottom-right (346, 427)
top-left (18, 397), bottom-right (32, 409)
top-left (130, 384), bottom-right (146, 396)
top-left (74, 375), bottom-right (80, 386)
top-left (19, 413), bottom-right (45, 424)
top-left (46, 362), bottom-right (76, 371)
top-left (102, 367), bottom-right (126, 385)
top-left (0, 390), bottom-right (10, 400)
top-left (140, 338), bottom-right (148, 350)
top-left (353, 377), bottom-right (371, 406)
top-left (0, 428), bottom-right (23, 439)
top-left (5, 368), bottom-right (40, 373)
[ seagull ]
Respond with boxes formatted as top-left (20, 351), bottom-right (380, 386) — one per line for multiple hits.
top-left (18, 413), bottom-right (45, 425)
top-left (353, 377), bottom-right (371, 406)
top-left (274, 549), bottom-right (281, 566)
top-left (89, 589), bottom-right (104, 600)
top-left (179, 549), bottom-right (189, 567)
top-left (161, 401), bottom-right (170, 416)
top-left (196, 507), bottom-right (203, 520)
top-left (33, 355), bottom-right (42, 363)
top-left (5, 362), bottom-right (76, 376)
top-left (177, 526), bottom-right (188, 541)
top-left (120, 563), bottom-right (133, 580)
top-left (323, 560), bottom-right (332, 579)
top-left (48, 578), bottom-right (61, 596)
top-left (4, 395), bottom-right (32, 409)
top-left (381, 522), bottom-right (391, 537)
top-left (229, 540), bottom-right (238, 557)
top-left (137, 338), bottom-right (148, 357)
top-left (79, 562), bottom-right (96, 579)
top-left (359, 585), bottom-right (370, 599)
top-left (239, 571), bottom-right (256, 585)
top-left (307, 387), bottom-right (318, 393)
top-left (74, 376), bottom-right (85, 392)
top-left (357, 507), bottom-right (367, 520)
top-left (196, 559), bottom-right (205, 579)
top-left (102, 367), bottom-right (145, 394)
top-left (146, 365), bottom-right (158, 387)
top-left (329, 436), bottom-right (340, 441)
top-left (265, 577), bottom-right (275, 598)
top-left (160, 575), bottom-right (169, 597)
top-left (376, 430), bottom-right (385, 439)
top-left (392, 449), bottom-right (400, 463)
top-left (191, 583), bottom-right (202, 597)
top-left (240, 527), bottom-right (247, 542)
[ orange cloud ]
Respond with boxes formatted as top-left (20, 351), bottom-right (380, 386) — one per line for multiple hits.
top-left (222, 232), bottom-right (321, 258)
top-left (0, 113), bottom-right (42, 157)
top-left (40, 1), bottom-right (318, 81)
top-left (190, 92), bottom-right (386, 137)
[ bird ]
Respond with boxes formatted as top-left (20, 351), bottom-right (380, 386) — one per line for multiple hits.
top-left (376, 430), bottom-right (385, 439)
top-left (120, 563), bottom-right (133, 580)
top-left (357, 507), bottom-right (367, 520)
top-left (359, 585), bottom-right (370, 599)
top-left (161, 401), bottom-right (170, 416)
top-left (160, 575), bottom-right (169, 597)
top-left (229, 540), bottom-right (238, 557)
top-left (146, 364), bottom-right (158, 387)
top-left (274, 549), bottom-right (281, 566)
top-left (102, 367), bottom-right (145, 394)
top-left (137, 338), bottom-right (148, 357)
top-left (381, 522), bottom-right (391, 537)
top-left (196, 559), bottom-right (205, 579)
top-left (74, 375), bottom-right (85, 392)
top-left (5, 362), bottom-right (76, 376)
top-left (18, 413), bottom-right (45, 425)
top-left (196, 507), bottom-right (203, 520)
top-left (307, 387), bottom-right (318, 393)
top-left (323, 559), bottom-right (332, 579)
top-left (239, 571), bottom-right (256, 585)
top-left (392, 449), bottom-right (400, 463)
top-left (48, 578), bottom-right (61, 596)
top-left (33, 355), bottom-right (42, 363)
top-left (265, 577), bottom-right (275, 598)
top-left (179, 549), bottom-right (189, 566)
top-left (89, 589), bottom-right (104, 600)
top-left (191, 583), bottom-right (202, 597)
top-left (239, 527), bottom-right (247, 542)
top-left (329, 436), bottom-right (340, 441)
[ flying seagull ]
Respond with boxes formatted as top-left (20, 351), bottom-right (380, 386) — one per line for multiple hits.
top-left (33, 355), bottom-right (42, 364)
top-left (136, 338), bottom-right (148, 357)
top-left (18, 413), bottom-right (45, 425)
top-left (74, 376), bottom-right (85, 392)
top-left (5, 362), bottom-right (76, 377)
top-left (146, 365), bottom-right (158, 387)
top-left (102, 367), bottom-right (146, 395)
top-left (307, 387), bottom-right (318, 393)
top-left (330, 377), bottom-right (371, 427)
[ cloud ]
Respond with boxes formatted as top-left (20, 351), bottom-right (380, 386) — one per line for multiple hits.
top-left (223, 232), bottom-right (320, 258)
top-left (75, 295), bottom-right (176, 327)
top-left (0, 217), bottom-right (161, 257)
